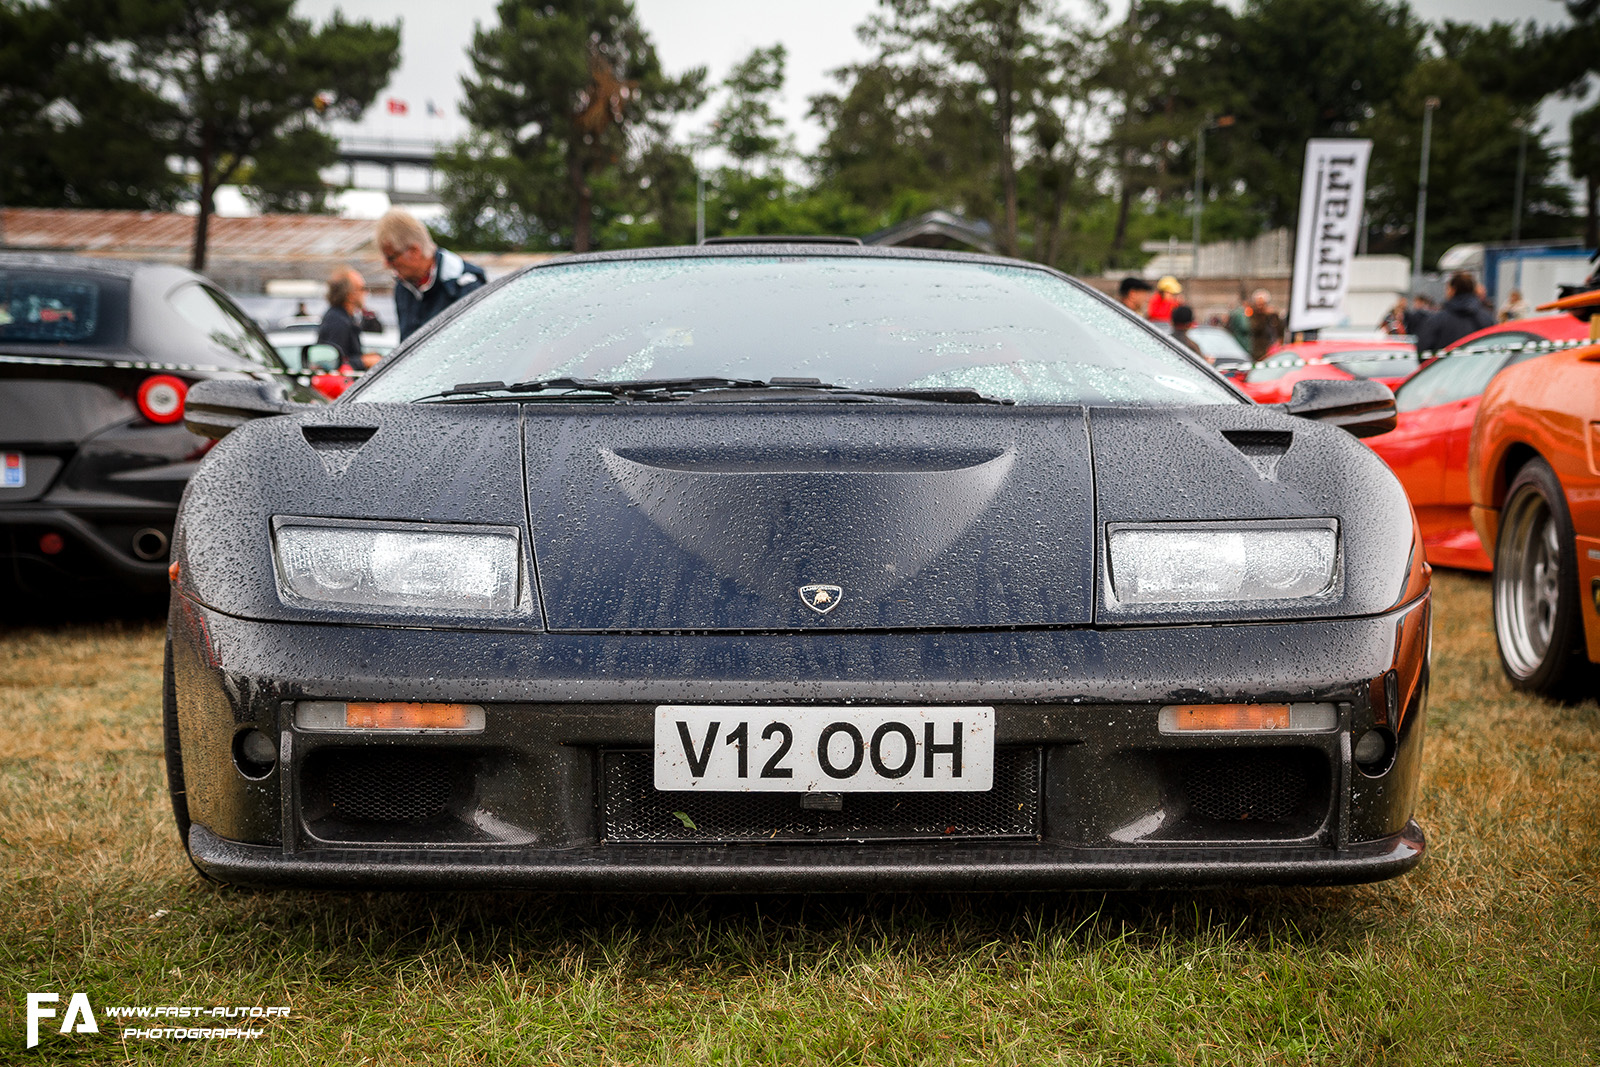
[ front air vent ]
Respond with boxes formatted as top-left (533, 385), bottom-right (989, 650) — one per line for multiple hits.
top-left (302, 424), bottom-right (377, 448)
top-left (601, 746), bottom-right (1042, 843)
top-left (1221, 429), bottom-right (1292, 479)
top-left (302, 425), bottom-right (377, 476)
top-left (1221, 429), bottom-right (1293, 456)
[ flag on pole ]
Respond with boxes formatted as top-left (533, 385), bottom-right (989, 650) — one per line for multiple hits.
top-left (1289, 139), bottom-right (1373, 333)
top-left (386, 98), bottom-right (409, 116)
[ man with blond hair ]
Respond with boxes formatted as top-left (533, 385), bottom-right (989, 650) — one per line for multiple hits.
top-left (376, 209), bottom-right (486, 341)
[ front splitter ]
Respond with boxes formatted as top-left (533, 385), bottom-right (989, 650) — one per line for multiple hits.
top-left (188, 820), bottom-right (1424, 892)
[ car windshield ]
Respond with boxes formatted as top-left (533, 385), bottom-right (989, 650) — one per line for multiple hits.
top-left (353, 256), bottom-right (1236, 406)
top-left (1246, 357), bottom-right (1300, 383)
top-left (1187, 326), bottom-right (1249, 361)
top-left (1322, 348), bottom-right (1417, 379)
top-left (1395, 347), bottom-right (1523, 412)
top-left (0, 269), bottom-right (129, 347)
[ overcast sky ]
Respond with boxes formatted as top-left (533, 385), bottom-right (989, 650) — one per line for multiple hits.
top-left (300, 0), bottom-right (1589, 158)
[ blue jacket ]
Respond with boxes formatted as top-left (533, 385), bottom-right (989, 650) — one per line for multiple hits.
top-left (394, 248), bottom-right (487, 341)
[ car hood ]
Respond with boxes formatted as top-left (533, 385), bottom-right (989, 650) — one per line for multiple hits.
top-left (525, 407), bottom-right (1095, 631)
top-left (176, 400), bottom-right (1416, 632)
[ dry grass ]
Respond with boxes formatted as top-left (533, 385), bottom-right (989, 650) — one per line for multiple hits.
top-left (0, 572), bottom-right (1596, 1064)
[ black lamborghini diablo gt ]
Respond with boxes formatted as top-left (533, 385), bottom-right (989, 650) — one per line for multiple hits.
top-left (165, 242), bottom-right (1429, 890)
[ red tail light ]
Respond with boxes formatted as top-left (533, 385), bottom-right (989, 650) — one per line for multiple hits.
top-left (137, 375), bottom-right (188, 424)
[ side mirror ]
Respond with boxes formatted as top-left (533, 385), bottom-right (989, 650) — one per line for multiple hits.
top-left (1279, 378), bottom-right (1396, 438)
top-left (185, 378), bottom-right (301, 440)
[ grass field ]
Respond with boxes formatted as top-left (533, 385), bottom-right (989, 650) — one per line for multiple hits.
top-left (1, 570), bottom-right (1597, 1064)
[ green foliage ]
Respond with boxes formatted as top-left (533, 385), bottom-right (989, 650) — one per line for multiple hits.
top-left (702, 44), bottom-right (792, 166)
top-left (1365, 58), bottom-right (1573, 265)
top-left (445, 0), bottom-right (705, 253)
top-left (1226, 0), bottom-right (1425, 228)
top-left (90, 1), bottom-right (400, 267)
top-left (1571, 103), bottom-right (1600, 248)
top-left (245, 122), bottom-right (340, 214)
top-left (0, 0), bottom-right (182, 209)
top-left (1435, 5), bottom-right (1600, 107)
top-left (8, 0), bottom-right (1593, 277)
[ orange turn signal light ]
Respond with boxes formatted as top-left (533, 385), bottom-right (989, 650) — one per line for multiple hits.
top-left (1163, 703), bottom-right (1290, 731)
top-left (1158, 702), bottom-right (1337, 733)
top-left (294, 701), bottom-right (486, 732)
top-left (345, 702), bottom-right (474, 729)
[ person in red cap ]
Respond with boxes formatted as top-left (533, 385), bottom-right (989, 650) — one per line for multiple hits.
top-left (1147, 276), bottom-right (1183, 323)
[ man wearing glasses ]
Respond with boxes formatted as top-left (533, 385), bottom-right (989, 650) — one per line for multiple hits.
top-left (376, 208), bottom-right (487, 342)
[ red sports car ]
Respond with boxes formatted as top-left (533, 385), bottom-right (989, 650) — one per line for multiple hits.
top-left (1469, 300), bottom-right (1600, 696)
top-left (1237, 340), bottom-right (1418, 405)
top-left (1366, 314), bottom-right (1592, 571)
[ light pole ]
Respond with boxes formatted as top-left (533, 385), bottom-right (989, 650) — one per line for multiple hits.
top-left (1511, 118), bottom-right (1528, 243)
top-left (695, 172), bottom-right (705, 245)
top-left (1191, 115), bottom-right (1233, 281)
top-left (1411, 96), bottom-right (1439, 289)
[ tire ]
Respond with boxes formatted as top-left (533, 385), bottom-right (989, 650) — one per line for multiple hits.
top-left (162, 634), bottom-right (198, 862)
top-left (1492, 458), bottom-right (1589, 698)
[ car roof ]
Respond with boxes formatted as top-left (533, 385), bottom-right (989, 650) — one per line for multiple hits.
top-left (514, 241), bottom-right (1046, 275)
top-left (1442, 312), bottom-right (1588, 351)
top-left (0, 250), bottom-right (205, 284)
top-left (1275, 339), bottom-right (1415, 354)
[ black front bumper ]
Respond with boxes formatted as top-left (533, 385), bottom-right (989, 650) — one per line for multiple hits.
top-left (170, 590), bottom-right (1430, 890)
top-left (188, 821), bottom-right (1425, 891)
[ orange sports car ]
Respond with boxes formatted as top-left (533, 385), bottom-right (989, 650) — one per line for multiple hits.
top-left (1368, 314), bottom-right (1592, 571)
top-left (1468, 292), bottom-right (1600, 696)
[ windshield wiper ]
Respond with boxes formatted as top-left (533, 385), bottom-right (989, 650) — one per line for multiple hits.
top-left (806, 385), bottom-right (1013, 405)
top-left (415, 376), bottom-right (771, 403)
top-left (414, 376), bottom-right (1011, 405)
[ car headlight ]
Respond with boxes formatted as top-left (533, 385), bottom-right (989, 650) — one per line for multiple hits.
top-left (273, 519), bottom-right (522, 612)
top-left (1108, 521), bottom-right (1337, 605)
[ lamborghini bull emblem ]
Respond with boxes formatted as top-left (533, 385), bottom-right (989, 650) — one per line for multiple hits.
top-left (799, 584), bottom-right (843, 615)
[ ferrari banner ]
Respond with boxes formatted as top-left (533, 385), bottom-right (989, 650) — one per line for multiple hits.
top-left (1288, 139), bottom-right (1373, 333)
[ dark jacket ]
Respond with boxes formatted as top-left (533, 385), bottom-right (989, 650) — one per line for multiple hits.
top-left (1415, 293), bottom-right (1493, 352)
top-left (1248, 308), bottom-right (1283, 361)
top-left (315, 305), bottom-right (362, 367)
top-left (395, 248), bottom-right (487, 341)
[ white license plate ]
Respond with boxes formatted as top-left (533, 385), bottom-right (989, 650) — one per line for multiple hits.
top-left (654, 706), bottom-right (994, 792)
top-left (1, 452), bottom-right (22, 488)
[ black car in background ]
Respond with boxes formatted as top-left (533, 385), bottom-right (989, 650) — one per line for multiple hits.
top-left (0, 254), bottom-right (319, 598)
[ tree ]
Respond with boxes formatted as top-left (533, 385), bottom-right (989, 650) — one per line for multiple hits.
top-left (810, 60), bottom-right (974, 221)
top-left (702, 45), bottom-right (793, 168)
top-left (99, 0), bottom-right (398, 269)
top-left (453, 0), bottom-right (703, 252)
top-left (1435, 3), bottom-right (1600, 108)
top-left (0, 0), bottom-right (182, 210)
top-left (1225, 0), bottom-right (1424, 228)
top-left (859, 0), bottom-right (1059, 256)
top-left (1571, 104), bottom-right (1600, 251)
top-left (1364, 58), bottom-right (1572, 266)
top-left (693, 44), bottom-right (810, 240)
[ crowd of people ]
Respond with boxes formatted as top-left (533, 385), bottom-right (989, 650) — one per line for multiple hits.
top-left (1380, 272), bottom-right (1530, 350)
top-left (1112, 264), bottom-right (1531, 366)
top-left (1116, 274), bottom-right (1286, 362)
